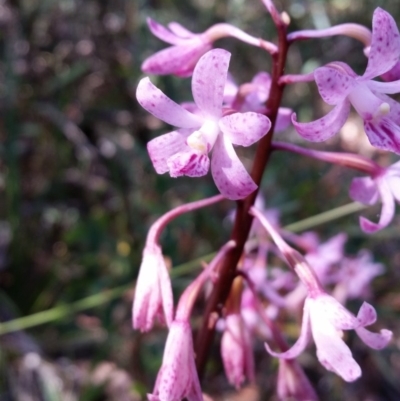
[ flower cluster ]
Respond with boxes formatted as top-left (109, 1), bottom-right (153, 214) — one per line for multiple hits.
top-left (133, 2), bottom-right (398, 400)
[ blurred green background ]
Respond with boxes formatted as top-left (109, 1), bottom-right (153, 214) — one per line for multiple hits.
top-left (0, 0), bottom-right (400, 400)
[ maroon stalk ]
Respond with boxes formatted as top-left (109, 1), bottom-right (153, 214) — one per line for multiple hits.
top-left (195, 11), bottom-right (290, 377)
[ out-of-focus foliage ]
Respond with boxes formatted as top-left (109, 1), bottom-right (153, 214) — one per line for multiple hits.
top-left (0, 0), bottom-right (399, 400)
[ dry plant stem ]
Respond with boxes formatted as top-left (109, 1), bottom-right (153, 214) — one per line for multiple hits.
top-left (195, 18), bottom-right (290, 378)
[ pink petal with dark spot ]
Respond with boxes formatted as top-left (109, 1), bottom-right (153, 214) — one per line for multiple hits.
top-left (364, 117), bottom-right (400, 154)
top-left (219, 112), bottom-right (271, 146)
top-left (315, 63), bottom-right (357, 105)
top-left (364, 8), bottom-right (400, 80)
top-left (292, 100), bottom-right (350, 142)
top-left (167, 150), bottom-right (210, 177)
top-left (147, 130), bottom-right (192, 174)
top-left (192, 48), bottom-right (231, 119)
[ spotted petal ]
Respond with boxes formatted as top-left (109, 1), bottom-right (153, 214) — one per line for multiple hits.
top-left (147, 129), bottom-right (191, 174)
top-left (211, 134), bottom-right (257, 200)
top-left (364, 117), bottom-right (400, 154)
top-left (192, 49), bottom-right (231, 119)
top-left (167, 150), bottom-right (210, 177)
top-left (292, 100), bottom-right (350, 142)
top-left (364, 8), bottom-right (400, 80)
top-left (315, 63), bottom-right (357, 105)
top-left (219, 112), bottom-right (271, 146)
top-left (137, 78), bottom-right (202, 127)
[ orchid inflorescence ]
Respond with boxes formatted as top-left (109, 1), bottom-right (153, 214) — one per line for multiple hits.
top-left (133, 1), bottom-right (399, 400)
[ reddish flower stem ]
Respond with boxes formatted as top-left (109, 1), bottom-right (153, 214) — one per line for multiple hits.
top-left (195, 14), bottom-right (290, 378)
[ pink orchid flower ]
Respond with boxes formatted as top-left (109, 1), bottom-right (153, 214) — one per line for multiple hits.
top-left (293, 8), bottom-right (400, 154)
top-left (137, 48), bottom-right (271, 200)
top-left (142, 18), bottom-right (212, 77)
top-left (333, 250), bottom-right (384, 303)
top-left (132, 244), bottom-right (173, 332)
top-left (265, 293), bottom-right (392, 382)
top-left (349, 160), bottom-right (400, 232)
top-left (148, 320), bottom-right (203, 401)
top-left (221, 313), bottom-right (255, 389)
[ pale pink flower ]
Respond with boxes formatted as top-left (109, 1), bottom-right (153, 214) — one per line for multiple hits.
top-left (142, 18), bottom-right (212, 77)
top-left (141, 18), bottom-right (277, 77)
top-left (220, 313), bottom-right (255, 389)
top-left (148, 320), bottom-right (203, 401)
top-left (132, 244), bottom-right (173, 332)
top-left (293, 8), bottom-right (400, 154)
top-left (137, 48), bottom-right (271, 200)
top-left (349, 160), bottom-right (400, 232)
top-left (266, 293), bottom-right (392, 382)
top-left (332, 250), bottom-right (384, 303)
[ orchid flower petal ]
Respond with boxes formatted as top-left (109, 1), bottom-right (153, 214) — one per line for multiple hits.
top-left (363, 8), bottom-right (400, 80)
top-left (315, 63), bottom-right (357, 105)
top-left (147, 18), bottom-right (184, 45)
top-left (349, 176), bottom-right (379, 205)
top-left (248, 71), bottom-right (272, 104)
top-left (309, 294), bottom-right (360, 330)
top-left (364, 117), bottom-right (400, 154)
top-left (167, 150), bottom-right (210, 177)
top-left (137, 78), bottom-right (202, 127)
top-left (366, 78), bottom-right (400, 96)
top-left (133, 245), bottom-right (173, 332)
top-left (192, 48), bottom-right (231, 119)
top-left (211, 134), bottom-right (257, 200)
top-left (356, 302), bottom-right (377, 326)
top-left (355, 327), bottom-right (393, 350)
top-left (265, 297), bottom-right (311, 359)
top-left (386, 174), bottom-right (400, 201)
top-left (292, 100), bottom-right (350, 142)
top-left (219, 112), bottom-right (271, 146)
top-left (275, 107), bottom-right (293, 132)
top-left (311, 316), bottom-right (362, 382)
top-left (359, 177), bottom-right (396, 233)
top-left (147, 130), bottom-right (191, 174)
top-left (167, 22), bottom-right (196, 38)
top-left (142, 42), bottom-right (212, 77)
